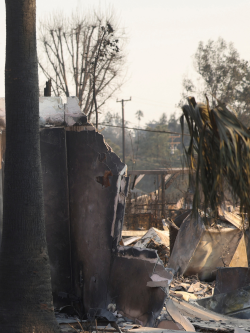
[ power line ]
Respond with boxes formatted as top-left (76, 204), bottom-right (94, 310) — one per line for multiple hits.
top-left (132, 100), bottom-right (171, 108)
top-left (99, 123), bottom-right (190, 136)
top-left (132, 101), bottom-right (173, 109)
top-left (132, 96), bottom-right (174, 107)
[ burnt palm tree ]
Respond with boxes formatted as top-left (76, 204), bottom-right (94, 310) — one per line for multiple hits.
top-left (0, 0), bottom-right (60, 331)
top-left (181, 96), bottom-right (250, 220)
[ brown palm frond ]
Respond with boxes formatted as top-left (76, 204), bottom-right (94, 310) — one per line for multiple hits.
top-left (181, 96), bottom-right (250, 220)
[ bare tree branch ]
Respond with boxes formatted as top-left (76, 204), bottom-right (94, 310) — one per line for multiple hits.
top-left (38, 9), bottom-right (127, 121)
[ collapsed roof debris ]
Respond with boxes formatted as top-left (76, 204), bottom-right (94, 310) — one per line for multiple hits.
top-left (120, 213), bottom-right (250, 331)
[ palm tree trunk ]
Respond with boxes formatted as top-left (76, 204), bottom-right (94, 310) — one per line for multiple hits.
top-left (0, 1), bottom-right (60, 331)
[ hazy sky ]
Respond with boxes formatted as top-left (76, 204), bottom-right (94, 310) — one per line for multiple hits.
top-left (0, 0), bottom-right (250, 127)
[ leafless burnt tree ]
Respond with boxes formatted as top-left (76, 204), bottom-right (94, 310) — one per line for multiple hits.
top-left (38, 11), bottom-right (126, 123)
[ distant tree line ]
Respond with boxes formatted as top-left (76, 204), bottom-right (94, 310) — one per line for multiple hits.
top-left (180, 37), bottom-right (250, 125)
top-left (101, 111), bottom-right (189, 171)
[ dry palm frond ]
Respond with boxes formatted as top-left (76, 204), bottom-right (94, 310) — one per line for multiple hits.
top-left (181, 96), bottom-right (250, 219)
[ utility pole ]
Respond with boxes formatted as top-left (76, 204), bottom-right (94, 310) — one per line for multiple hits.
top-left (117, 97), bottom-right (131, 164)
top-left (169, 135), bottom-right (181, 154)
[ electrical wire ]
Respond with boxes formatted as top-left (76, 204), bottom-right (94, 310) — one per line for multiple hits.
top-left (99, 123), bottom-right (190, 136)
top-left (132, 96), bottom-right (175, 107)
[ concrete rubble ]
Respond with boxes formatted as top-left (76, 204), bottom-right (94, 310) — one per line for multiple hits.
top-left (169, 275), bottom-right (214, 301)
top-left (133, 227), bottom-right (170, 265)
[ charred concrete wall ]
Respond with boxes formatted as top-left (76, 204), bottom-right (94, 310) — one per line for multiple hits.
top-left (41, 125), bottom-right (173, 327)
top-left (40, 125), bottom-right (129, 311)
top-left (66, 127), bottom-right (128, 310)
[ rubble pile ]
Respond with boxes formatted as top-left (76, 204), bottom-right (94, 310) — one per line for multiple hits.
top-left (133, 227), bottom-right (170, 265)
top-left (118, 208), bottom-right (250, 333)
top-left (146, 238), bottom-right (170, 265)
top-left (169, 275), bottom-right (215, 301)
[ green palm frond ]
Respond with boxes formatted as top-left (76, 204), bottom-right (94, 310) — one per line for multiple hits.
top-left (181, 96), bottom-right (250, 219)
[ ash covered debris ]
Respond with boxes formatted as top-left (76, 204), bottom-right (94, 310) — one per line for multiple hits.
top-left (134, 227), bottom-right (170, 265)
top-left (119, 205), bottom-right (250, 330)
top-left (169, 275), bottom-right (214, 301)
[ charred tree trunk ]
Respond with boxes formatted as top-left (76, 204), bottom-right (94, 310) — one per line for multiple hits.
top-left (0, 1), bottom-right (60, 332)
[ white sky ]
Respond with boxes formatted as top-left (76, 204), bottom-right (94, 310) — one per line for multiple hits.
top-left (0, 0), bottom-right (250, 127)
